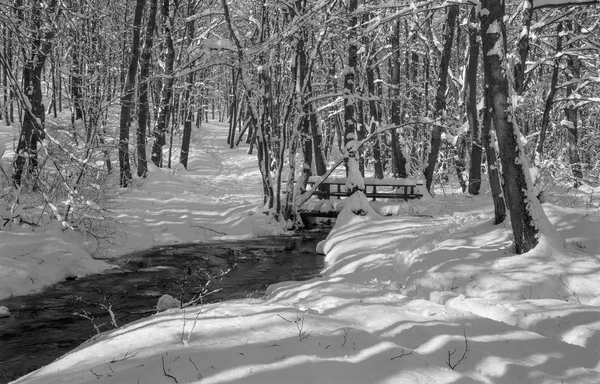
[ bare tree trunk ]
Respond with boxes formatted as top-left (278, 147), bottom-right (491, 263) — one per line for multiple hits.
top-left (137, 0), bottom-right (158, 178)
top-left (390, 19), bottom-right (407, 178)
top-left (310, 100), bottom-right (326, 177)
top-left (481, 91), bottom-right (506, 224)
top-left (297, 31), bottom-right (313, 191)
top-left (13, 1), bottom-right (57, 186)
top-left (180, 0), bottom-right (196, 169)
top-left (49, 51), bottom-right (57, 118)
top-left (367, 53), bottom-right (383, 179)
top-left (118, 0), bottom-right (145, 187)
top-left (70, 33), bottom-right (84, 122)
top-left (481, 0), bottom-right (539, 254)
top-left (466, 6), bottom-right (482, 195)
top-left (227, 67), bottom-right (239, 149)
top-left (537, 22), bottom-right (562, 158)
top-left (563, 21), bottom-right (583, 186)
top-left (424, 4), bottom-right (458, 193)
top-left (2, 26), bottom-right (9, 125)
top-left (151, 0), bottom-right (177, 167)
top-left (343, 0), bottom-right (364, 196)
top-left (514, 0), bottom-right (533, 95)
top-left (455, 133), bottom-right (468, 192)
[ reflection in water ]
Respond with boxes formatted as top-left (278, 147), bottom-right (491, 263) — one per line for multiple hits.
top-left (0, 232), bottom-right (327, 383)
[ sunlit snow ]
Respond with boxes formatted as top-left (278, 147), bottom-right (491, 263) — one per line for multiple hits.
top-left (1, 121), bottom-right (600, 384)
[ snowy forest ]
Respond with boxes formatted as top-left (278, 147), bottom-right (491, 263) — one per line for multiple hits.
top-left (2, 0), bottom-right (600, 383)
top-left (0, 0), bottom-right (599, 252)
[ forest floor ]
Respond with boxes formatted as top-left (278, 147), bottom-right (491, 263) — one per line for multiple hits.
top-left (2, 120), bottom-right (600, 383)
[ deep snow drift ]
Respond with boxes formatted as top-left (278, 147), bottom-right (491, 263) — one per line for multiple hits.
top-left (2, 121), bottom-right (600, 384)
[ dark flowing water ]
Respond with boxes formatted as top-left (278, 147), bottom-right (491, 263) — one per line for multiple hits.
top-left (0, 231), bottom-right (327, 383)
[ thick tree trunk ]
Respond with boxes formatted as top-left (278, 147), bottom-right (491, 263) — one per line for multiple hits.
top-left (137, 0), bottom-right (158, 178)
top-left (424, 4), bottom-right (458, 193)
top-left (118, 0), bottom-right (145, 187)
top-left (480, 0), bottom-right (539, 254)
top-left (13, 2), bottom-right (56, 186)
top-left (343, 0), bottom-right (364, 195)
top-left (151, 0), bottom-right (177, 167)
top-left (466, 7), bottom-right (482, 195)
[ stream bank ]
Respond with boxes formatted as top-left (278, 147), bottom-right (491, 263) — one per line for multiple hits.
top-left (0, 231), bottom-right (327, 383)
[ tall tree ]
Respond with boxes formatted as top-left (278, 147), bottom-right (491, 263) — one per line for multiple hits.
top-left (480, 0), bottom-right (545, 254)
top-left (481, 72), bottom-right (507, 225)
top-left (466, 6), bottom-right (482, 195)
top-left (343, 0), bottom-right (364, 196)
top-left (151, 0), bottom-right (178, 167)
top-left (296, 5), bottom-right (313, 191)
top-left (514, 0), bottom-right (534, 96)
top-left (366, 33), bottom-right (384, 179)
top-left (137, 0), bottom-right (159, 177)
top-left (118, 0), bottom-right (145, 187)
top-left (537, 22), bottom-right (562, 157)
top-left (390, 19), bottom-right (407, 178)
top-left (563, 20), bottom-right (583, 186)
top-left (180, 0), bottom-right (196, 170)
top-left (423, 4), bottom-right (458, 193)
top-left (13, 0), bottom-right (59, 186)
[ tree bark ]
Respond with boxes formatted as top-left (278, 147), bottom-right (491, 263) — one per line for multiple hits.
top-left (1, 26), bottom-right (7, 125)
top-left (118, 0), bottom-right (145, 187)
top-left (151, 0), bottom-right (177, 167)
top-left (180, 0), bottom-right (196, 169)
top-left (366, 45), bottom-right (383, 179)
top-left (310, 100), bottom-right (327, 177)
top-left (537, 22), bottom-right (562, 157)
top-left (466, 6), bottom-right (482, 195)
top-left (390, 19), bottom-right (407, 178)
top-left (424, 4), bottom-right (458, 193)
top-left (70, 34), bottom-right (84, 122)
top-left (481, 90), bottom-right (506, 225)
top-left (137, 0), bottom-right (158, 177)
top-left (480, 0), bottom-right (539, 254)
top-left (514, 0), bottom-right (533, 95)
top-left (297, 30), bottom-right (313, 191)
top-left (563, 21), bottom-right (583, 186)
top-left (13, 1), bottom-right (57, 186)
top-left (455, 133), bottom-right (467, 192)
top-left (343, 0), bottom-right (364, 196)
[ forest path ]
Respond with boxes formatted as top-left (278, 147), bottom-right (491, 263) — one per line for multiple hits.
top-left (106, 121), bottom-right (266, 258)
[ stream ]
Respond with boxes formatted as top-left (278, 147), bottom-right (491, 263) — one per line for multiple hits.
top-left (0, 231), bottom-right (327, 383)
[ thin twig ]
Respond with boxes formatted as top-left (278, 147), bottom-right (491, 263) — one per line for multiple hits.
top-left (446, 329), bottom-right (469, 370)
top-left (189, 358), bottom-right (202, 379)
top-left (110, 351), bottom-right (139, 363)
top-left (391, 346), bottom-right (417, 360)
top-left (161, 355), bottom-right (178, 383)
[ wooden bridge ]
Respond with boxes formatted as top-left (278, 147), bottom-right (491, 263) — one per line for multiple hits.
top-left (297, 177), bottom-right (424, 219)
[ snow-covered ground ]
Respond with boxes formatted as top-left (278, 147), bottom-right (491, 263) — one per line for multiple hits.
top-left (2, 121), bottom-right (600, 383)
